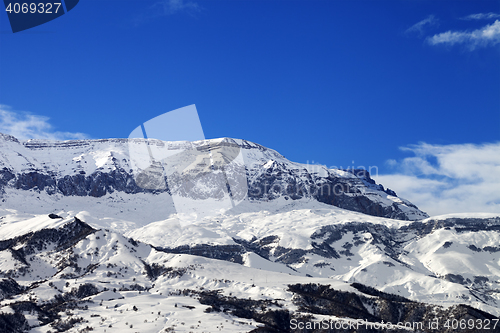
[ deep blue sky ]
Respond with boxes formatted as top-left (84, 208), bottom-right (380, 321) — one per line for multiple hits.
top-left (1, 0), bottom-right (499, 174)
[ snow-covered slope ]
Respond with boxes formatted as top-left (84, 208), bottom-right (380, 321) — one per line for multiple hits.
top-left (0, 133), bottom-right (428, 221)
top-left (0, 212), bottom-right (498, 333)
top-left (124, 202), bottom-right (500, 317)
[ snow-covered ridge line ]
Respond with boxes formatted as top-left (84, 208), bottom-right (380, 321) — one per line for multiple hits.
top-left (0, 133), bottom-right (428, 220)
top-left (21, 137), bottom-right (266, 150)
top-left (0, 133), bottom-right (19, 143)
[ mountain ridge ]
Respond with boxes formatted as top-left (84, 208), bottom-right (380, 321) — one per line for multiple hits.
top-left (0, 133), bottom-right (428, 221)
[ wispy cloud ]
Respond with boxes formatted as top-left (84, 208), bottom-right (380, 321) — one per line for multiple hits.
top-left (461, 12), bottom-right (500, 21)
top-left (406, 15), bottom-right (438, 36)
top-left (427, 20), bottom-right (500, 50)
top-left (135, 0), bottom-right (201, 25)
top-left (0, 105), bottom-right (88, 141)
top-left (374, 142), bottom-right (500, 216)
top-left (157, 0), bottom-right (200, 15)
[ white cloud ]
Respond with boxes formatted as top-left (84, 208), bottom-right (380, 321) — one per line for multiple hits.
top-left (406, 15), bottom-right (438, 36)
top-left (373, 142), bottom-right (500, 216)
top-left (427, 20), bottom-right (500, 50)
top-left (134, 0), bottom-right (201, 25)
top-left (158, 0), bottom-right (200, 15)
top-left (0, 105), bottom-right (89, 141)
top-left (461, 13), bottom-right (500, 21)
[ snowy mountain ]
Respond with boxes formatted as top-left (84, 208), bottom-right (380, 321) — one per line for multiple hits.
top-left (0, 208), bottom-right (498, 332)
top-left (0, 134), bottom-right (499, 332)
top-left (0, 133), bottom-right (427, 222)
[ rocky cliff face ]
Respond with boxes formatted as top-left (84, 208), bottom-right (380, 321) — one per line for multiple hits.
top-left (0, 133), bottom-right (427, 220)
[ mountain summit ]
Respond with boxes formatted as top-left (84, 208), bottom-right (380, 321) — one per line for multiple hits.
top-left (0, 133), bottom-right (427, 222)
